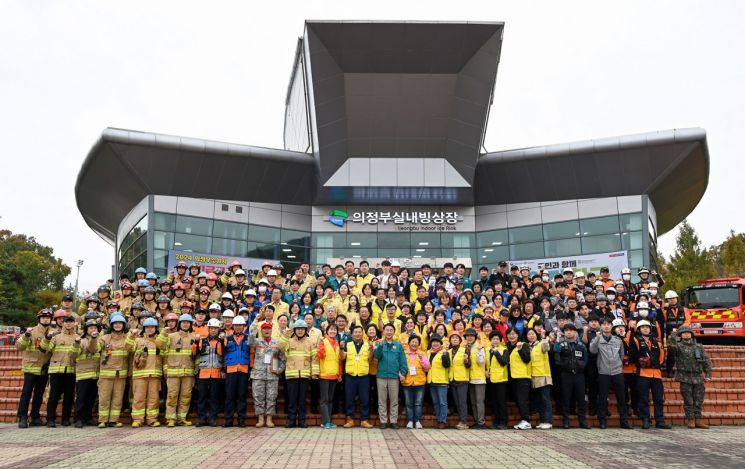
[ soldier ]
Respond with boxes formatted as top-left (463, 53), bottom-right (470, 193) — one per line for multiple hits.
top-left (74, 319), bottom-right (101, 428)
top-left (42, 311), bottom-right (80, 427)
top-left (16, 309), bottom-right (53, 428)
top-left (131, 317), bottom-right (166, 427)
top-left (158, 313), bottom-right (197, 427)
top-left (250, 322), bottom-right (284, 428)
top-left (668, 325), bottom-right (713, 429)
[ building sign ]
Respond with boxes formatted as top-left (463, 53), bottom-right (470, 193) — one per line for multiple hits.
top-left (510, 251), bottom-right (629, 279)
top-left (167, 250), bottom-right (279, 276)
top-left (326, 209), bottom-right (463, 231)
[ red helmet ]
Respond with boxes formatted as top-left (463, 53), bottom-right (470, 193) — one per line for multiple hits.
top-left (182, 277), bottom-right (193, 284)
top-left (230, 260), bottom-right (242, 268)
top-left (165, 313), bottom-right (179, 322)
top-left (120, 281), bottom-right (132, 290)
top-left (180, 300), bottom-right (193, 309)
top-left (106, 300), bottom-right (119, 308)
top-left (53, 309), bottom-right (68, 320)
top-left (199, 286), bottom-right (210, 295)
top-left (177, 261), bottom-right (187, 268)
top-left (206, 273), bottom-right (218, 281)
top-left (37, 308), bottom-right (53, 318)
top-left (173, 283), bottom-right (185, 291)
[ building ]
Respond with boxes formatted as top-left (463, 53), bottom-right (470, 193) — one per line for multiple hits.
top-left (75, 21), bottom-right (709, 280)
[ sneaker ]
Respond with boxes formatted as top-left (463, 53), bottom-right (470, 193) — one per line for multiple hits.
top-left (327, 422), bottom-right (337, 429)
top-left (536, 423), bottom-right (552, 430)
top-left (406, 421), bottom-right (414, 429)
top-left (389, 423), bottom-right (398, 429)
top-left (514, 420), bottom-right (532, 430)
top-left (379, 422), bottom-right (387, 430)
top-left (456, 422), bottom-right (468, 430)
top-left (415, 422), bottom-right (423, 429)
top-left (343, 417), bottom-right (355, 428)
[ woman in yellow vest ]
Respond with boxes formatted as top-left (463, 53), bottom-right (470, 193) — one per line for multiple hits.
top-left (526, 328), bottom-right (553, 429)
top-left (464, 328), bottom-right (487, 429)
top-left (486, 330), bottom-right (509, 429)
top-left (506, 326), bottom-right (532, 430)
top-left (448, 332), bottom-right (470, 430)
top-left (431, 324), bottom-right (449, 348)
top-left (340, 325), bottom-right (374, 428)
top-left (399, 317), bottom-right (417, 352)
top-left (317, 323), bottom-right (342, 428)
top-left (402, 335), bottom-right (430, 429)
top-left (426, 334), bottom-right (451, 429)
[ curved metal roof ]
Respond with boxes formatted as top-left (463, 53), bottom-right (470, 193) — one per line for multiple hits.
top-left (476, 128), bottom-right (709, 235)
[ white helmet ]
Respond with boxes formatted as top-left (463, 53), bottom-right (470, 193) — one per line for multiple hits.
top-left (649, 282), bottom-right (658, 289)
top-left (391, 261), bottom-right (401, 267)
top-left (232, 316), bottom-right (246, 326)
top-left (611, 318), bottom-right (625, 328)
top-left (266, 270), bottom-right (277, 276)
top-left (664, 290), bottom-right (679, 300)
top-left (207, 318), bottom-right (221, 328)
top-left (636, 320), bottom-right (652, 329)
top-left (575, 271), bottom-right (585, 278)
top-left (621, 268), bottom-right (631, 275)
top-left (235, 269), bottom-right (246, 276)
top-left (594, 280), bottom-right (603, 287)
top-left (222, 309), bottom-right (235, 318)
top-left (221, 292), bottom-right (233, 300)
top-left (563, 267), bottom-right (574, 274)
top-left (245, 289), bottom-right (257, 297)
top-left (209, 303), bottom-right (221, 311)
top-left (636, 301), bottom-right (649, 310)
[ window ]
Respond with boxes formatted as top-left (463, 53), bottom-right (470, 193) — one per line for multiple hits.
top-left (628, 249), bottom-right (643, 269)
top-left (378, 232), bottom-right (411, 249)
top-left (382, 248), bottom-right (413, 259)
top-left (544, 238), bottom-right (581, 257)
top-left (411, 232), bottom-right (441, 248)
top-left (441, 233), bottom-right (475, 249)
top-left (476, 229), bottom-right (508, 248)
top-left (281, 229), bottom-right (310, 247)
top-left (119, 215), bottom-right (148, 252)
top-left (312, 233), bottom-right (346, 249)
top-left (476, 246), bottom-right (509, 265)
top-left (580, 215), bottom-right (619, 236)
top-left (280, 245), bottom-right (310, 263)
top-left (235, 206), bottom-right (243, 214)
top-left (543, 220), bottom-right (580, 241)
top-left (248, 225), bottom-right (281, 244)
top-left (246, 242), bottom-right (279, 260)
top-left (411, 248), bottom-right (442, 258)
top-left (621, 231), bottom-right (643, 250)
top-left (510, 242), bottom-right (544, 260)
top-left (154, 231), bottom-right (175, 250)
top-left (174, 233), bottom-right (212, 253)
top-left (620, 213), bottom-right (642, 232)
top-left (153, 212), bottom-right (176, 232)
top-left (581, 234), bottom-right (621, 254)
top-left (175, 215), bottom-right (212, 236)
top-left (441, 248), bottom-right (473, 259)
top-left (221, 204), bottom-right (229, 212)
top-left (509, 225), bottom-right (543, 244)
top-left (212, 238), bottom-right (248, 257)
top-left (153, 249), bottom-right (169, 270)
top-left (213, 220), bottom-right (248, 240)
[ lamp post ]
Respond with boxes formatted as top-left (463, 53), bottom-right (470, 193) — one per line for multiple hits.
top-left (73, 259), bottom-right (84, 311)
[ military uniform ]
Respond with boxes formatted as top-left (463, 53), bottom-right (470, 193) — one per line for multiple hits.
top-left (249, 334), bottom-right (285, 418)
top-left (668, 328), bottom-right (713, 428)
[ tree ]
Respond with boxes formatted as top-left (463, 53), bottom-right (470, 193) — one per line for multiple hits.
top-left (665, 220), bottom-right (717, 293)
top-left (719, 230), bottom-right (745, 277)
top-left (0, 229), bottom-right (71, 325)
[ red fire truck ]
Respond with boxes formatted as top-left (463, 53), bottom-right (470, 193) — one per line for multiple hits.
top-left (682, 278), bottom-right (745, 340)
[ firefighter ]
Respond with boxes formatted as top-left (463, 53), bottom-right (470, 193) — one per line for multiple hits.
top-left (41, 311), bottom-right (80, 427)
top-left (667, 325), bottom-right (713, 429)
top-left (279, 319), bottom-right (320, 428)
top-left (16, 309), bottom-right (53, 428)
top-left (629, 319), bottom-right (672, 429)
top-left (663, 290), bottom-right (686, 376)
top-left (131, 317), bottom-right (166, 427)
top-left (158, 313), bottom-right (197, 427)
top-left (142, 287), bottom-right (157, 314)
top-left (97, 312), bottom-right (136, 427)
top-left (74, 319), bottom-right (101, 428)
top-left (195, 318), bottom-right (223, 427)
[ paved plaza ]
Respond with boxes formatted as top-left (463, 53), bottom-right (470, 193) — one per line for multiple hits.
top-left (0, 424), bottom-right (743, 469)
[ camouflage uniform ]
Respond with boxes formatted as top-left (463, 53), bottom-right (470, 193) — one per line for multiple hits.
top-left (249, 335), bottom-right (285, 416)
top-left (668, 328), bottom-right (713, 422)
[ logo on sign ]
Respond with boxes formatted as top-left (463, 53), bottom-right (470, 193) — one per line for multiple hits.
top-left (328, 209), bottom-right (349, 227)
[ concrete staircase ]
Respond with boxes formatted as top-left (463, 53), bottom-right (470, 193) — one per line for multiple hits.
top-left (1, 345), bottom-right (744, 427)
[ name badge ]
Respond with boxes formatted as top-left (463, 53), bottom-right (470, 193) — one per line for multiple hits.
top-left (409, 366), bottom-right (417, 375)
top-left (263, 353), bottom-right (272, 364)
top-left (355, 355), bottom-right (361, 361)
top-left (574, 351), bottom-right (583, 358)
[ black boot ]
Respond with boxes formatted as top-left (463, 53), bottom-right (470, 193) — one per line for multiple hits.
top-left (74, 421), bottom-right (83, 428)
top-left (298, 420), bottom-right (307, 428)
top-left (29, 417), bottom-right (44, 427)
top-left (642, 418), bottom-right (650, 429)
top-left (620, 420), bottom-right (634, 429)
top-left (599, 420), bottom-right (607, 429)
top-left (18, 417), bottom-right (28, 429)
top-left (285, 420), bottom-right (296, 428)
top-left (579, 420), bottom-right (591, 429)
top-left (46, 420), bottom-right (56, 428)
top-left (237, 420), bottom-right (246, 428)
top-left (223, 419), bottom-right (234, 428)
top-left (656, 421), bottom-right (672, 430)
top-left (562, 419), bottom-right (570, 429)
top-left (61, 419), bottom-right (71, 427)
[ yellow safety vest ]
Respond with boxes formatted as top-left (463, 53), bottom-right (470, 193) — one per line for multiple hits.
top-left (487, 345), bottom-right (509, 383)
top-left (509, 345), bottom-right (531, 379)
top-left (530, 341), bottom-right (551, 378)
top-left (427, 350), bottom-right (450, 385)
top-left (319, 337), bottom-right (341, 378)
top-left (449, 347), bottom-right (469, 382)
top-left (344, 341), bottom-right (370, 377)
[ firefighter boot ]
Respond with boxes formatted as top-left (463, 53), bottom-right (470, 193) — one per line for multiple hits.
top-left (695, 419), bottom-right (709, 429)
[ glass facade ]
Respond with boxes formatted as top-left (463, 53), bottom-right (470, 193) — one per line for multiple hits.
top-left (118, 215), bottom-right (148, 278)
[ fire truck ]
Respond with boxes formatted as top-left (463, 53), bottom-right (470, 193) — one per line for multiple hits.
top-left (682, 278), bottom-right (745, 340)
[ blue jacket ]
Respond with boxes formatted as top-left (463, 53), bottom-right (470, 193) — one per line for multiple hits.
top-left (224, 333), bottom-right (250, 367)
top-left (373, 339), bottom-right (408, 379)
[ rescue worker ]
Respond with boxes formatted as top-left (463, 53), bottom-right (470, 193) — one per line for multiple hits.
top-left (142, 286), bottom-right (157, 314)
top-left (195, 318), bottom-right (223, 427)
top-left (42, 311), bottom-right (80, 427)
top-left (158, 313), bottom-right (198, 427)
top-left (663, 290), bottom-right (686, 376)
top-left (223, 315), bottom-right (250, 427)
top-left (167, 260), bottom-right (188, 285)
top-left (98, 312), bottom-right (136, 427)
top-left (667, 325), bottom-right (713, 429)
top-left (74, 319), bottom-right (101, 428)
top-left (250, 322), bottom-right (285, 428)
top-left (279, 319), bottom-right (320, 428)
top-left (16, 308), bottom-right (53, 428)
top-left (553, 323), bottom-right (591, 429)
top-left (629, 319), bottom-right (672, 429)
top-left (131, 317), bottom-right (166, 427)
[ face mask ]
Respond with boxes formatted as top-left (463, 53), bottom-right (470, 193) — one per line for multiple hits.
top-left (258, 286), bottom-right (267, 293)
top-left (639, 310), bottom-right (649, 318)
top-left (542, 276), bottom-right (549, 282)
top-left (607, 294), bottom-right (616, 301)
top-left (650, 289), bottom-right (658, 296)
top-left (622, 274), bottom-right (631, 281)
top-left (348, 281), bottom-right (355, 287)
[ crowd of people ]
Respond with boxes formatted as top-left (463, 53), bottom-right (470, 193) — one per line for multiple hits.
top-left (16, 259), bottom-right (714, 431)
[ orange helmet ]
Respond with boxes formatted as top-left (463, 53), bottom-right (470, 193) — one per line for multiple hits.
top-left (182, 277), bottom-right (193, 284)
top-left (164, 313), bottom-right (179, 322)
top-left (53, 309), bottom-right (68, 320)
top-left (173, 283), bottom-right (185, 291)
top-left (206, 273), bottom-right (218, 281)
top-left (230, 260), bottom-right (242, 268)
top-left (180, 300), bottom-right (193, 309)
top-left (199, 286), bottom-right (210, 295)
top-left (120, 281), bottom-right (132, 290)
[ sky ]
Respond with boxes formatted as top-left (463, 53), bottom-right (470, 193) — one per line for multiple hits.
top-left (1, 0), bottom-right (743, 293)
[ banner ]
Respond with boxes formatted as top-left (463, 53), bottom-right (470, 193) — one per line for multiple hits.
top-left (167, 250), bottom-right (280, 276)
top-left (509, 251), bottom-right (629, 279)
